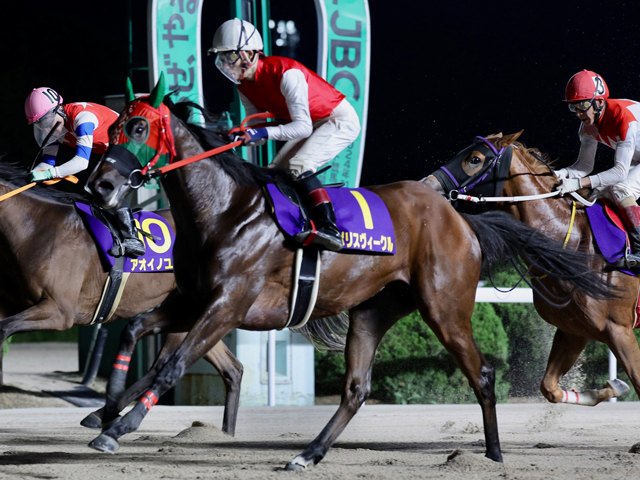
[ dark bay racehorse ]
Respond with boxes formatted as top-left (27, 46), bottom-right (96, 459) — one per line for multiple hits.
top-left (424, 132), bottom-right (637, 408)
top-left (85, 81), bottom-right (616, 467)
top-left (0, 162), bottom-right (243, 435)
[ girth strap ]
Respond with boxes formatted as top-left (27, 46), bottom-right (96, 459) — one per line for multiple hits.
top-left (286, 248), bottom-right (321, 329)
top-left (90, 256), bottom-right (131, 325)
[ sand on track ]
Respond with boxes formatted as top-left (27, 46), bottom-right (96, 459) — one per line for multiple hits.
top-left (1, 401), bottom-right (640, 480)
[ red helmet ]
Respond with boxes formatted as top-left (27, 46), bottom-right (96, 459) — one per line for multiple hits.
top-left (565, 70), bottom-right (609, 102)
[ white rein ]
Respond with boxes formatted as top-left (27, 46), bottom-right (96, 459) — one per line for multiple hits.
top-left (449, 189), bottom-right (596, 207)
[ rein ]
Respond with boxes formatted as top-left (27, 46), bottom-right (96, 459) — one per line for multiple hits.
top-left (0, 175), bottom-right (78, 203)
top-left (143, 112), bottom-right (282, 180)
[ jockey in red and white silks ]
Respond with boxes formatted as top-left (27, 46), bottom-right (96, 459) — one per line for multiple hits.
top-left (25, 88), bottom-right (118, 181)
top-left (237, 55), bottom-right (360, 177)
top-left (557, 70), bottom-right (640, 268)
top-left (559, 97), bottom-right (640, 202)
top-left (209, 18), bottom-right (360, 251)
top-left (25, 88), bottom-right (144, 258)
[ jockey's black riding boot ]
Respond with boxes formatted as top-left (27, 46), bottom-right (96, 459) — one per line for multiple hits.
top-left (293, 171), bottom-right (343, 252)
top-left (618, 205), bottom-right (640, 268)
top-left (107, 206), bottom-right (146, 258)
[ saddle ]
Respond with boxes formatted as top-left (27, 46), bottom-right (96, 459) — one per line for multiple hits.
top-left (264, 181), bottom-right (396, 255)
top-left (263, 180), bottom-right (396, 329)
top-left (586, 199), bottom-right (640, 328)
top-left (75, 202), bottom-right (175, 324)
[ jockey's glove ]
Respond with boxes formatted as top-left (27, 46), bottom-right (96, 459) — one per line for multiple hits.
top-left (30, 168), bottom-right (56, 183)
top-left (553, 168), bottom-right (569, 180)
top-left (556, 177), bottom-right (582, 195)
top-left (242, 127), bottom-right (268, 146)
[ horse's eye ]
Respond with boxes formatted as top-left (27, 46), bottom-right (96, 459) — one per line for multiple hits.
top-left (469, 156), bottom-right (482, 165)
top-left (124, 118), bottom-right (149, 143)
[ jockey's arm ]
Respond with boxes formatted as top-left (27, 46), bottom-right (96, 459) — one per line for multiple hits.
top-left (565, 130), bottom-right (597, 180)
top-left (265, 69), bottom-right (313, 142)
top-left (587, 139), bottom-right (634, 189)
top-left (54, 111), bottom-right (98, 177)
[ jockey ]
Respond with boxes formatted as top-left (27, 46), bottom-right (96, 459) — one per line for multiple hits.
top-left (25, 87), bottom-right (145, 258)
top-left (209, 18), bottom-right (361, 252)
top-left (556, 70), bottom-right (640, 268)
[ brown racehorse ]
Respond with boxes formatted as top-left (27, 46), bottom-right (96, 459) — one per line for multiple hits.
top-left (85, 81), bottom-right (616, 467)
top-left (0, 162), bottom-right (243, 435)
top-left (424, 131), bottom-right (638, 409)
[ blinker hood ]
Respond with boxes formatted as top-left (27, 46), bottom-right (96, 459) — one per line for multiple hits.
top-left (432, 138), bottom-right (513, 199)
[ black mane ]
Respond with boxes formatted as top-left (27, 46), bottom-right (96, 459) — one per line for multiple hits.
top-left (165, 99), bottom-right (290, 186)
top-left (0, 158), bottom-right (89, 204)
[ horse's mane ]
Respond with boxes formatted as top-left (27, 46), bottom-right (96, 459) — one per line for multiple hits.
top-left (513, 141), bottom-right (557, 175)
top-left (0, 156), bottom-right (89, 204)
top-left (165, 98), bottom-right (290, 186)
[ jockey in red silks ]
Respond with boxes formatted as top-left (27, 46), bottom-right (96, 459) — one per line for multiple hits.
top-left (25, 88), bottom-right (145, 258)
top-left (209, 18), bottom-right (361, 252)
top-left (555, 70), bottom-right (640, 269)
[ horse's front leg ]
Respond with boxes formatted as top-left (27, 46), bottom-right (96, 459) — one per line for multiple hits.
top-left (539, 328), bottom-right (626, 406)
top-left (286, 305), bottom-right (396, 470)
top-left (80, 303), bottom-right (183, 430)
top-left (87, 286), bottom-right (255, 453)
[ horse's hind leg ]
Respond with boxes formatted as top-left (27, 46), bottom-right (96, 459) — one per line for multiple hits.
top-left (202, 341), bottom-right (243, 436)
top-left (416, 294), bottom-right (502, 462)
top-left (286, 285), bottom-right (412, 470)
top-left (605, 322), bottom-right (640, 400)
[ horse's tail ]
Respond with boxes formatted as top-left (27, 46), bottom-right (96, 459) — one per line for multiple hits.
top-left (461, 211), bottom-right (619, 300)
top-left (296, 312), bottom-right (349, 354)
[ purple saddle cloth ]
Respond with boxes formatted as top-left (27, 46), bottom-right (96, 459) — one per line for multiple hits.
top-left (586, 200), bottom-right (638, 276)
top-left (265, 184), bottom-right (396, 255)
top-left (75, 202), bottom-right (175, 273)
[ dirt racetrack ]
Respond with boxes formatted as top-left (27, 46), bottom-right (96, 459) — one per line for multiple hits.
top-left (1, 401), bottom-right (640, 480)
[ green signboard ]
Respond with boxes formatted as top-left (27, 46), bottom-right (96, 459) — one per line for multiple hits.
top-left (315, 0), bottom-right (371, 188)
top-left (148, 0), bottom-right (204, 121)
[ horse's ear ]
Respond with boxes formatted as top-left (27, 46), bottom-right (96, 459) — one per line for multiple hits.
top-left (125, 78), bottom-right (136, 104)
top-left (500, 130), bottom-right (524, 147)
top-left (149, 72), bottom-right (166, 108)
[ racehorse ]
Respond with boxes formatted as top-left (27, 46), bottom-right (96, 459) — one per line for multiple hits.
top-left (423, 131), bottom-right (638, 407)
top-left (0, 161), bottom-right (243, 435)
top-left (85, 79), bottom-right (616, 468)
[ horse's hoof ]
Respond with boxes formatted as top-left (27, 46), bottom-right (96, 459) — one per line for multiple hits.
top-left (80, 412), bottom-right (102, 430)
top-left (88, 434), bottom-right (119, 454)
top-left (606, 379), bottom-right (631, 397)
top-left (284, 455), bottom-right (309, 471)
top-left (284, 462), bottom-right (305, 471)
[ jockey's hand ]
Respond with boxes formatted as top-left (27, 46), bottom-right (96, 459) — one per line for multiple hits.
top-left (556, 177), bottom-right (582, 195)
top-left (30, 168), bottom-right (56, 183)
top-left (554, 168), bottom-right (569, 180)
top-left (237, 127), bottom-right (268, 146)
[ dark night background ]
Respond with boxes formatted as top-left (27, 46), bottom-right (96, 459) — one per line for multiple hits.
top-left (1, 1), bottom-right (638, 186)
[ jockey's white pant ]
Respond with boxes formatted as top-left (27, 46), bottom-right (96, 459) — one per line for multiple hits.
top-left (595, 163), bottom-right (640, 205)
top-left (269, 99), bottom-right (360, 178)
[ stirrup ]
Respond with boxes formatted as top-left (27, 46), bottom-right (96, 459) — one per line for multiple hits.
top-left (294, 224), bottom-right (343, 252)
top-left (603, 250), bottom-right (640, 271)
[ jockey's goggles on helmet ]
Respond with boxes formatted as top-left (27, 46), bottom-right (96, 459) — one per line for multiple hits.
top-left (214, 51), bottom-right (243, 84)
top-left (568, 98), bottom-right (594, 113)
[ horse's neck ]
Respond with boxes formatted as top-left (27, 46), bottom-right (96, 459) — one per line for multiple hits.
top-left (165, 124), bottom-right (262, 237)
top-left (504, 155), bottom-right (590, 245)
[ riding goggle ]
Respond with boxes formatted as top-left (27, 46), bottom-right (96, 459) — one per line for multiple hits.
top-left (33, 108), bottom-right (63, 146)
top-left (215, 51), bottom-right (243, 84)
top-left (568, 98), bottom-right (594, 113)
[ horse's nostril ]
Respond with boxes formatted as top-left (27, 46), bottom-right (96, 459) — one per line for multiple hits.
top-left (96, 181), bottom-right (114, 194)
